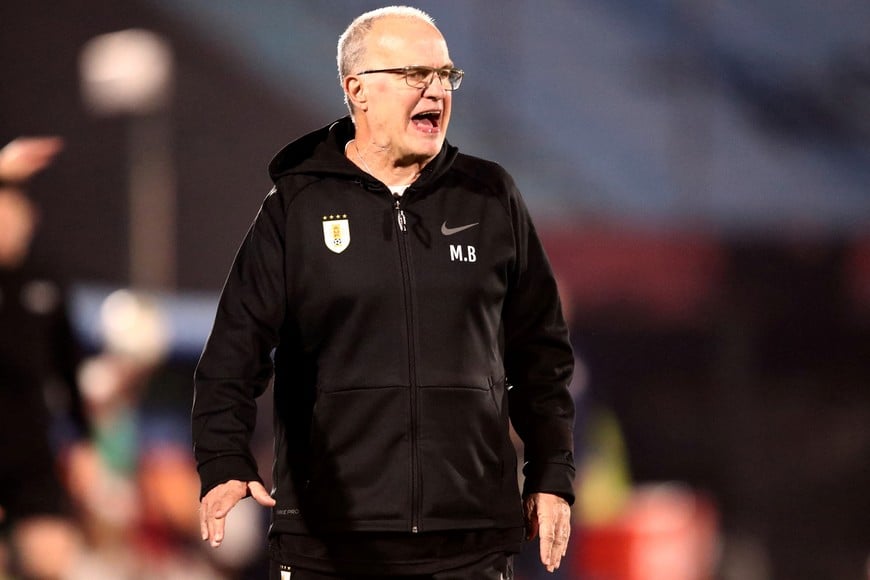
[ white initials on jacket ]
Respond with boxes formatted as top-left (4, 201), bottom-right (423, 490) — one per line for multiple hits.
top-left (449, 244), bottom-right (477, 262)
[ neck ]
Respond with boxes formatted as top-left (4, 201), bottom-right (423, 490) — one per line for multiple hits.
top-left (345, 139), bottom-right (428, 187)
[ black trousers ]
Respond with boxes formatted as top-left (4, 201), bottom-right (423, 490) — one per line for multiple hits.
top-left (268, 551), bottom-right (514, 580)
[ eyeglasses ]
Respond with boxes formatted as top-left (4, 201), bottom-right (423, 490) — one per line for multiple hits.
top-left (356, 65), bottom-right (464, 91)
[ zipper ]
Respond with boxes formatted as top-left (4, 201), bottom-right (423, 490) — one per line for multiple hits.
top-left (394, 195), bottom-right (407, 232)
top-left (392, 193), bottom-right (419, 532)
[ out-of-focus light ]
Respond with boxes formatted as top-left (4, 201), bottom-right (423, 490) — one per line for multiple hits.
top-left (79, 29), bottom-right (174, 115)
top-left (99, 289), bottom-right (170, 364)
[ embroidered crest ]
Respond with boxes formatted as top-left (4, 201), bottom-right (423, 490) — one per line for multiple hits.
top-left (322, 214), bottom-right (350, 253)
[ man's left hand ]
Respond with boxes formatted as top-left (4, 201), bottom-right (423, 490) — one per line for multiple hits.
top-left (524, 492), bottom-right (571, 573)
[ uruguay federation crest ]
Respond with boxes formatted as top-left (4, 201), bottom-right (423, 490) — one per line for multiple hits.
top-left (322, 214), bottom-right (350, 253)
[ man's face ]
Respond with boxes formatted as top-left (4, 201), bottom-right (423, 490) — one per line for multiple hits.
top-left (355, 18), bottom-right (454, 165)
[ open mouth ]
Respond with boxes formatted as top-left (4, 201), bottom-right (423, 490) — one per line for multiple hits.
top-left (411, 110), bottom-right (442, 134)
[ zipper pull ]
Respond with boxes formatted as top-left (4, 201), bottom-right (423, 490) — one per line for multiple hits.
top-left (394, 196), bottom-right (407, 232)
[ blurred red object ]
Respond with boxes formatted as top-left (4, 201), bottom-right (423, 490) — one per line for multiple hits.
top-left (540, 226), bottom-right (724, 325)
top-left (573, 484), bottom-right (719, 580)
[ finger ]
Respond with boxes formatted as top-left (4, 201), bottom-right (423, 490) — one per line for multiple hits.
top-left (204, 488), bottom-right (237, 547)
top-left (208, 497), bottom-right (232, 547)
top-left (210, 513), bottom-right (225, 548)
top-left (550, 526), bottom-right (570, 570)
top-left (248, 482), bottom-right (276, 507)
top-left (538, 516), bottom-right (557, 570)
top-left (199, 502), bottom-right (209, 541)
top-left (540, 538), bottom-right (555, 572)
top-left (550, 503), bottom-right (572, 569)
top-left (206, 501), bottom-right (218, 546)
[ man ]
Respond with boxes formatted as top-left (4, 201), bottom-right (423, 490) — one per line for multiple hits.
top-left (194, 6), bottom-right (575, 578)
top-left (0, 136), bottom-right (87, 579)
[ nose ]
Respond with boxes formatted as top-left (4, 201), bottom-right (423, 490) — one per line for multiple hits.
top-left (422, 72), bottom-right (448, 98)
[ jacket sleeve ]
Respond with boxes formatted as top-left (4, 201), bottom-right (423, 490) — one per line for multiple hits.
top-left (192, 187), bottom-right (286, 498)
top-left (502, 183), bottom-right (576, 504)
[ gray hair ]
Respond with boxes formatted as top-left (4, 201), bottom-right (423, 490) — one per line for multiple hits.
top-left (337, 6), bottom-right (436, 113)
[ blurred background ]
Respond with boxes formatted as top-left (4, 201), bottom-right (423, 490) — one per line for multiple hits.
top-left (1, 0), bottom-right (869, 578)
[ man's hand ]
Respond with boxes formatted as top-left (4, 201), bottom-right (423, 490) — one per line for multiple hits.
top-left (0, 137), bottom-right (64, 184)
top-left (524, 492), bottom-right (572, 573)
top-left (200, 480), bottom-right (275, 548)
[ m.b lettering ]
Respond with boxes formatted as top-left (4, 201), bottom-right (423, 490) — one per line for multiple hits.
top-left (449, 244), bottom-right (476, 262)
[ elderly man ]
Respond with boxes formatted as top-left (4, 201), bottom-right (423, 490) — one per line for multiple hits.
top-left (194, 6), bottom-right (575, 579)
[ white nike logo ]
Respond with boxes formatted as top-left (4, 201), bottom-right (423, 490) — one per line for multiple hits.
top-left (441, 221), bottom-right (479, 236)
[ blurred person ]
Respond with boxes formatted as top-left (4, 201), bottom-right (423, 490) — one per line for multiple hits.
top-left (0, 136), bottom-right (88, 579)
top-left (70, 352), bottom-right (224, 580)
top-left (67, 293), bottom-right (241, 580)
top-left (193, 6), bottom-right (576, 579)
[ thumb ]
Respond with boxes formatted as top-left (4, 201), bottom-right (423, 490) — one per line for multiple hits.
top-left (524, 496), bottom-right (540, 540)
top-left (248, 481), bottom-right (276, 507)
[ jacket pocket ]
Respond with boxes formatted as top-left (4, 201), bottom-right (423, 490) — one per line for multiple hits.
top-left (305, 385), bottom-right (412, 529)
top-left (416, 379), bottom-right (520, 528)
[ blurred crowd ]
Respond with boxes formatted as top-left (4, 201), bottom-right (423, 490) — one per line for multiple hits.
top-left (0, 138), bottom-right (269, 580)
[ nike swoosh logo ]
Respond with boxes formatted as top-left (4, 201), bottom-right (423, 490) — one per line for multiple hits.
top-left (441, 221), bottom-right (479, 236)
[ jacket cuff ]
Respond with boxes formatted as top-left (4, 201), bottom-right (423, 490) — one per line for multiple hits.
top-left (522, 461), bottom-right (576, 506)
top-left (197, 454), bottom-right (263, 499)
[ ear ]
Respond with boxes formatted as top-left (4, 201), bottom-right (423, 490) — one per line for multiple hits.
top-left (344, 76), bottom-right (368, 111)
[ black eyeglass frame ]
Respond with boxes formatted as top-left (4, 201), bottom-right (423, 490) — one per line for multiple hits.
top-left (355, 65), bottom-right (464, 91)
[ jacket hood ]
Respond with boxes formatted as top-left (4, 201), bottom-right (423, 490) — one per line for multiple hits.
top-left (268, 116), bottom-right (459, 189)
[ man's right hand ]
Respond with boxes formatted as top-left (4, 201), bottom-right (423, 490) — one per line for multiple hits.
top-left (200, 480), bottom-right (276, 547)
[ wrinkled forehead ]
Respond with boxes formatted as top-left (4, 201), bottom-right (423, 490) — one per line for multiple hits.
top-left (365, 17), bottom-right (451, 67)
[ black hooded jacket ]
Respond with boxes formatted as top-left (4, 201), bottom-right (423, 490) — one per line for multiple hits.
top-left (192, 117), bottom-right (575, 538)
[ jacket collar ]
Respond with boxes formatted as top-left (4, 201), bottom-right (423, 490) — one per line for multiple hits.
top-left (268, 116), bottom-right (458, 192)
